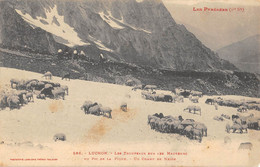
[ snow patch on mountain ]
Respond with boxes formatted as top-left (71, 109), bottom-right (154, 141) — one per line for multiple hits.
top-left (15, 5), bottom-right (89, 47)
top-left (99, 12), bottom-right (124, 30)
top-left (99, 10), bottom-right (151, 34)
top-left (89, 35), bottom-right (114, 52)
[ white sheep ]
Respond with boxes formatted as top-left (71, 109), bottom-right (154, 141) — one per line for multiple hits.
top-left (42, 71), bottom-right (52, 80)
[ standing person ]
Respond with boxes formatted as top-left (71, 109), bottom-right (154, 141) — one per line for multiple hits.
top-left (72, 50), bottom-right (78, 61)
top-left (57, 49), bottom-right (63, 60)
top-left (214, 102), bottom-right (218, 110)
top-left (80, 50), bottom-right (86, 60)
top-left (99, 53), bottom-right (105, 63)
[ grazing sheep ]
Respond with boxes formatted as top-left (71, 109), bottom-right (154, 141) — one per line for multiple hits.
top-left (53, 133), bottom-right (66, 142)
top-left (10, 79), bottom-right (20, 89)
top-left (62, 73), bottom-right (70, 81)
top-left (175, 88), bottom-right (184, 96)
top-left (153, 113), bottom-right (164, 119)
top-left (230, 123), bottom-right (243, 133)
top-left (61, 85), bottom-right (69, 95)
top-left (34, 81), bottom-right (45, 90)
top-left (163, 95), bottom-right (173, 102)
top-left (233, 118), bottom-right (242, 125)
top-left (149, 118), bottom-right (157, 130)
top-left (141, 91), bottom-right (157, 101)
top-left (183, 106), bottom-right (201, 115)
top-left (7, 95), bottom-right (20, 110)
top-left (175, 96), bottom-right (184, 103)
top-left (226, 123), bottom-right (231, 133)
top-left (191, 128), bottom-right (202, 142)
top-left (219, 99), bottom-right (241, 108)
top-left (153, 94), bottom-right (165, 102)
top-left (232, 115), bottom-right (239, 121)
top-left (155, 119), bottom-right (165, 132)
top-left (238, 142), bottom-right (253, 150)
top-left (16, 90), bottom-right (27, 106)
top-left (120, 102), bottom-right (127, 112)
top-left (148, 115), bottom-right (157, 124)
top-left (26, 80), bottom-right (38, 91)
top-left (40, 86), bottom-right (54, 98)
top-left (247, 117), bottom-right (260, 130)
top-left (0, 94), bottom-right (8, 110)
top-left (81, 101), bottom-right (98, 114)
top-left (15, 80), bottom-right (27, 90)
top-left (189, 96), bottom-right (199, 103)
top-left (88, 105), bottom-right (101, 116)
top-left (100, 106), bottom-right (112, 118)
top-left (179, 90), bottom-right (191, 98)
top-left (237, 113), bottom-right (254, 123)
top-left (26, 92), bottom-right (34, 102)
top-left (241, 124), bottom-right (248, 133)
top-left (190, 90), bottom-right (203, 97)
top-left (147, 113), bottom-right (204, 142)
top-left (169, 120), bottom-right (181, 133)
top-left (35, 91), bottom-right (46, 99)
top-left (205, 98), bottom-right (214, 105)
top-left (193, 122), bottom-right (207, 137)
top-left (52, 87), bottom-right (65, 100)
top-left (184, 125), bottom-right (194, 138)
top-left (43, 71), bottom-right (52, 80)
top-left (237, 106), bottom-right (248, 113)
top-left (44, 83), bottom-right (53, 89)
top-left (177, 124), bottom-right (185, 135)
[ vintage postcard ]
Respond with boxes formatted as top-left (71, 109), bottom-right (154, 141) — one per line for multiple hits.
top-left (0, 0), bottom-right (259, 166)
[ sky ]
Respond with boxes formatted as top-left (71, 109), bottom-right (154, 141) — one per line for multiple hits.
top-left (162, 0), bottom-right (260, 50)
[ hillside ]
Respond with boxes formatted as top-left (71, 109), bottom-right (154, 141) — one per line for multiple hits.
top-left (217, 35), bottom-right (260, 73)
top-left (0, 0), bottom-right (237, 71)
top-left (0, 48), bottom-right (259, 97)
top-left (0, 67), bottom-right (259, 166)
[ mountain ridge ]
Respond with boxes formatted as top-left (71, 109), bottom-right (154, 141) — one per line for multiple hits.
top-left (0, 0), bottom-right (237, 71)
top-left (217, 34), bottom-right (260, 73)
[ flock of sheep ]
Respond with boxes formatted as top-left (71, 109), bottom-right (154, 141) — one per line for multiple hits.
top-left (0, 71), bottom-right (69, 110)
top-left (80, 101), bottom-right (128, 119)
top-left (80, 101), bottom-right (116, 119)
top-left (140, 87), bottom-right (203, 116)
top-left (1, 71), bottom-right (259, 146)
top-left (131, 84), bottom-right (260, 143)
top-left (140, 86), bottom-right (202, 104)
top-left (148, 113), bottom-right (207, 142)
top-left (205, 97), bottom-right (260, 131)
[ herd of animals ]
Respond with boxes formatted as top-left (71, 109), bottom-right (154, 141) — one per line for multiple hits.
top-left (148, 113), bottom-right (207, 142)
top-left (133, 84), bottom-right (260, 145)
top-left (0, 72), bottom-right (260, 148)
top-left (0, 71), bottom-right (69, 110)
top-left (80, 101), bottom-right (128, 119)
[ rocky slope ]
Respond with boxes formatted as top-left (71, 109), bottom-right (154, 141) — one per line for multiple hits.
top-left (217, 35), bottom-right (260, 73)
top-left (0, 49), bottom-right (259, 97)
top-left (0, 0), bottom-right (237, 71)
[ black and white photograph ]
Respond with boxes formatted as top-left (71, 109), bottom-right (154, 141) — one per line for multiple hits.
top-left (0, 0), bottom-right (259, 166)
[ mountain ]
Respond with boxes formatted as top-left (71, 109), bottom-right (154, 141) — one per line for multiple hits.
top-left (0, 0), bottom-right (237, 72)
top-left (164, 2), bottom-right (260, 51)
top-left (175, 19), bottom-right (218, 51)
top-left (217, 35), bottom-right (260, 73)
